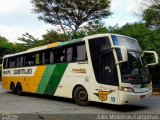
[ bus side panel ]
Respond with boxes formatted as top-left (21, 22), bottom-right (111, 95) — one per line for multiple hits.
top-left (42, 64), bottom-right (68, 96)
top-left (2, 77), bottom-right (10, 90)
top-left (54, 63), bottom-right (91, 99)
top-left (36, 65), bottom-right (56, 94)
top-left (27, 66), bottom-right (46, 93)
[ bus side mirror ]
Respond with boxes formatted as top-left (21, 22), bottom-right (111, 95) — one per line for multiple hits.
top-left (112, 46), bottom-right (128, 64)
top-left (140, 51), bottom-right (158, 67)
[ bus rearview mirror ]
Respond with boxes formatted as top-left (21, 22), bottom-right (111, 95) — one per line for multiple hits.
top-left (140, 51), bottom-right (158, 67)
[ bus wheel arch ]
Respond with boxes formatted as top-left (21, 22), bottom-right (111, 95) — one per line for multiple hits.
top-left (16, 82), bottom-right (23, 96)
top-left (72, 85), bottom-right (90, 106)
top-left (10, 82), bottom-right (16, 94)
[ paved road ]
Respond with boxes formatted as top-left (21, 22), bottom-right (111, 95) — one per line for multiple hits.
top-left (0, 82), bottom-right (160, 120)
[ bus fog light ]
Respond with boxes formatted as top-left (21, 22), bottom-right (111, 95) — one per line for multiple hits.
top-left (120, 87), bottom-right (134, 92)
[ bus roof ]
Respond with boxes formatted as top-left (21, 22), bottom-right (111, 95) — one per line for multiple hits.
top-left (3, 33), bottom-right (137, 58)
top-left (3, 38), bottom-right (83, 58)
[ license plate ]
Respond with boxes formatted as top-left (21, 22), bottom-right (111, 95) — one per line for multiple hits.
top-left (140, 95), bottom-right (145, 99)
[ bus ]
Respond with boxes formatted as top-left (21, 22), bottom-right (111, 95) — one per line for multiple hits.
top-left (2, 33), bottom-right (158, 105)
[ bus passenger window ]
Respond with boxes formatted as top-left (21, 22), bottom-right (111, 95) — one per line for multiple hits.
top-left (42, 53), bottom-right (45, 64)
top-left (3, 58), bottom-right (8, 69)
top-left (67, 47), bottom-right (73, 62)
top-left (35, 53), bottom-right (40, 65)
top-left (20, 56), bottom-right (23, 67)
top-left (50, 51), bottom-right (54, 64)
top-left (16, 57), bottom-right (20, 67)
top-left (44, 51), bottom-right (50, 64)
top-left (24, 54), bottom-right (35, 66)
top-left (60, 49), bottom-right (66, 62)
top-left (9, 58), bottom-right (16, 68)
top-left (72, 46), bottom-right (77, 61)
top-left (54, 48), bottom-right (66, 63)
top-left (77, 45), bottom-right (87, 61)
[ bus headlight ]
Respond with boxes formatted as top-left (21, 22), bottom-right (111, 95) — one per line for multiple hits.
top-left (120, 87), bottom-right (134, 92)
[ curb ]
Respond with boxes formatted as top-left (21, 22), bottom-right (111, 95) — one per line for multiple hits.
top-left (152, 92), bottom-right (160, 95)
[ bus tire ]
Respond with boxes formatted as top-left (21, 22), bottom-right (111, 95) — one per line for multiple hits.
top-left (16, 83), bottom-right (23, 96)
top-left (73, 86), bottom-right (90, 106)
top-left (10, 82), bottom-right (16, 94)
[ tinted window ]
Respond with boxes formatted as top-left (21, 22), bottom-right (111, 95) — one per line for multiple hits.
top-left (52, 47), bottom-right (65, 63)
top-left (101, 51), bottom-right (118, 85)
top-left (9, 57), bottom-right (16, 68)
top-left (66, 42), bottom-right (87, 62)
top-left (19, 56), bottom-right (24, 67)
top-left (89, 37), bottom-right (112, 83)
top-left (3, 58), bottom-right (8, 69)
top-left (24, 53), bottom-right (35, 66)
top-left (4, 42), bottom-right (87, 68)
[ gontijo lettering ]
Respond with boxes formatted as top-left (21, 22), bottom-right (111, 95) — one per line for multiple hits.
top-left (14, 69), bottom-right (32, 74)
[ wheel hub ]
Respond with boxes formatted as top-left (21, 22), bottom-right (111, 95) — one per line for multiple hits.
top-left (78, 91), bottom-right (87, 101)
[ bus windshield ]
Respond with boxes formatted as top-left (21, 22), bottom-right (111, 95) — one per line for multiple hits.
top-left (112, 35), bottom-right (151, 85)
top-left (112, 35), bottom-right (141, 51)
top-left (120, 51), bottom-right (150, 84)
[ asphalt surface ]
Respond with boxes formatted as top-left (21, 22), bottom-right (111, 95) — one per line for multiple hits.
top-left (0, 82), bottom-right (160, 120)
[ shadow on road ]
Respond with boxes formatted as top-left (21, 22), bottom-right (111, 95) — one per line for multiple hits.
top-left (7, 91), bottom-right (148, 113)
top-left (90, 102), bottom-right (148, 112)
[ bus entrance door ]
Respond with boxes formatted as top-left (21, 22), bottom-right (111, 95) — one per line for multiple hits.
top-left (100, 51), bottom-right (119, 104)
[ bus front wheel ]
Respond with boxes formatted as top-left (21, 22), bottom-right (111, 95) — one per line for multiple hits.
top-left (16, 83), bottom-right (23, 96)
top-left (73, 86), bottom-right (90, 106)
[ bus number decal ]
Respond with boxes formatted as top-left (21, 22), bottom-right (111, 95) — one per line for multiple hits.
top-left (3, 70), bottom-right (11, 75)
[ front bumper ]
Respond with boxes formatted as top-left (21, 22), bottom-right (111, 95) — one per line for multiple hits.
top-left (118, 90), bottom-right (152, 105)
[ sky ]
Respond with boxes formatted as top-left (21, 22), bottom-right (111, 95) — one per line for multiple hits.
top-left (0, 0), bottom-right (142, 43)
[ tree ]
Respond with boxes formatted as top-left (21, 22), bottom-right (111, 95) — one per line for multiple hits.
top-left (41, 30), bottom-right (69, 44)
top-left (0, 36), bottom-right (14, 62)
top-left (135, 0), bottom-right (160, 30)
top-left (83, 20), bottom-right (108, 35)
top-left (31, 0), bottom-right (111, 33)
top-left (142, 0), bottom-right (160, 30)
top-left (18, 33), bottom-right (40, 48)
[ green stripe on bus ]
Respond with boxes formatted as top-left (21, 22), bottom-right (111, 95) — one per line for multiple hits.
top-left (60, 38), bottom-right (82, 46)
top-left (44, 63), bottom-right (68, 95)
top-left (37, 65), bottom-right (56, 94)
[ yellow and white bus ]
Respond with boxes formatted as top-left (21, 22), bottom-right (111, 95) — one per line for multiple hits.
top-left (2, 33), bottom-right (158, 105)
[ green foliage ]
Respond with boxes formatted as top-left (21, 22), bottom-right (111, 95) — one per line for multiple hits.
top-left (0, 36), bottom-right (15, 62)
top-left (17, 31), bottom-right (70, 48)
top-left (41, 30), bottom-right (69, 44)
top-left (84, 21), bottom-right (108, 35)
top-left (18, 33), bottom-right (40, 48)
top-left (0, 36), bottom-right (27, 63)
top-left (69, 20), bottom-right (108, 39)
top-left (0, 36), bottom-right (20, 77)
top-left (143, 0), bottom-right (160, 30)
top-left (31, 0), bottom-right (111, 32)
